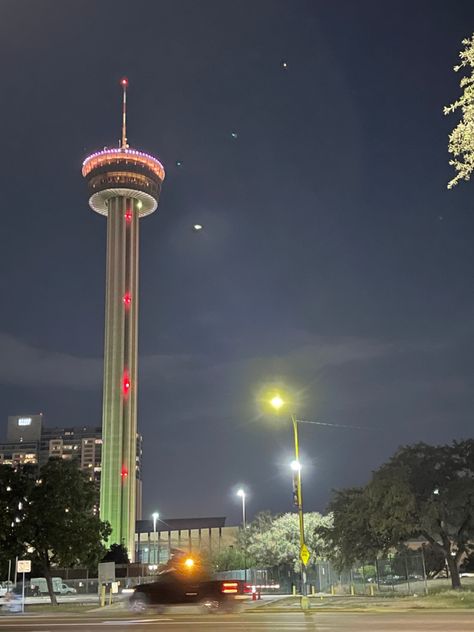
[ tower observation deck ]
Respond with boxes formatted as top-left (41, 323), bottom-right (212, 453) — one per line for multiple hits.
top-left (82, 79), bottom-right (165, 557)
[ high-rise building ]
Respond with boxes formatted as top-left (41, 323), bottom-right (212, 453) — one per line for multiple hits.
top-left (82, 79), bottom-right (164, 557)
top-left (0, 416), bottom-right (142, 519)
top-left (7, 413), bottom-right (43, 443)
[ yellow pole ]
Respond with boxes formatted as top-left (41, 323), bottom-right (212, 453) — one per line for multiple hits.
top-left (100, 585), bottom-right (106, 607)
top-left (292, 414), bottom-right (309, 610)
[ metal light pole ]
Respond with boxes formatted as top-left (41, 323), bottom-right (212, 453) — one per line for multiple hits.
top-left (152, 512), bottom-right (159, 565)
top-left (269, 394), bottom-right (309, 609)
top-left (236, 489), bottom-right (247, 581)
top-left (237, 489), bottom-right (246, 529)
top-left (290, 413), bottom-right (308, 603)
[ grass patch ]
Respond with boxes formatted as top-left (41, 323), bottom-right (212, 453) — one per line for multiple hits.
top-left (253, 589), bottom-right (474, 611)
top-left (420, 589), bottom-right (474, 609)
top-left (25, 603), bottom-right (99, 614)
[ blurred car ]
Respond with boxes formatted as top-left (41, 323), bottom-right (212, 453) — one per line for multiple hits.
top-left (129, 550), bottom-right (250, 613)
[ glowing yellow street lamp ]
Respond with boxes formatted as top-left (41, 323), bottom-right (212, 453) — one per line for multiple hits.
top-left (268, 391), bottom-right (309, 608)
top-left (270, 394), bottom-right (284, 410)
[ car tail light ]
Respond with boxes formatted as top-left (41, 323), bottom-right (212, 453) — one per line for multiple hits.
top-left (221, 581), bottom-right (239, 594)
top-left (243, 583), bottom-right (253, 594)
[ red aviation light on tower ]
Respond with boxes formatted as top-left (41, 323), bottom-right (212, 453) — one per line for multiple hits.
top-left (123, 292), bottom-right (132, 307)
top-left (123, 371), bottom-right (131, 396)
top-left (121, 465), bottom-right (128, 481)
top-left (120, 77), bottom-right (129, 88)
top-left (125, 209), bottom-right (132, 222)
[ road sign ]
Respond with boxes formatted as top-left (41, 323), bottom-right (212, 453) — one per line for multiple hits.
top-left (300, 544), bottom-right (310, 566)
top-left (98, 561), bottom-right (115, 584)
top-left (17, 560), bottom-right (31, 573)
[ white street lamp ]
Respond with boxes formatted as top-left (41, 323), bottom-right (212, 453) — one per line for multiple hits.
top-left (236, 489), bottom-right (247, 582)
top-left (152, 512), bottom-right (159, 565)
top-left (236, 489), bottom-right (246, 529)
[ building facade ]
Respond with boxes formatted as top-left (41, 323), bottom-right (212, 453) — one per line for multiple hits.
top-left (0, 415), bottom-right (142, 518)
top-left (134, 517), bottom-right (239, 564)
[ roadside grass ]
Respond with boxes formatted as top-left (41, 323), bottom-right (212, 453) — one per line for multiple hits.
top-left (24, 603), bottom-right (98, 614)
top-left (252, 587), bottom-right (474, 611)
top-left (21, 602), bottom-right (138, 618)
top-left (419, 589), bottom-right (474, 609)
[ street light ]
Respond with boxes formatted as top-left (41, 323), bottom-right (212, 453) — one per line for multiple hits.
top-left (236, 489), bottom-right (246, 529)
top-left (269, 392), bottom-right (309, 609)
top-left (236, 488), bottom-right (247, 582)
top-left (152, 512), bottom-right (159, 566)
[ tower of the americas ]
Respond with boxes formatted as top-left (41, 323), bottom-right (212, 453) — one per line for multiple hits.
top-left (82, 79), bottom-right (165, 557)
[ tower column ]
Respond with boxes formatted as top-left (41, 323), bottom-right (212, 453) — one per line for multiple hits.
top-left (100, 196), bottom-right (139, 557)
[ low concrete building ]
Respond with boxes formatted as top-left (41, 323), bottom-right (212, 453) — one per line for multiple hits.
top-left (135, 517), bottom-right (239, 564)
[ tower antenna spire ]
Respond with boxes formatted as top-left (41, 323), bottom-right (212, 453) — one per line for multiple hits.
top-left (120, 77), bottom-right (129, 149)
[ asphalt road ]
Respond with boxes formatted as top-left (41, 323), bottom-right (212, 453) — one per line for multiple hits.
top-left (0, 612), bottom-right (473, 631)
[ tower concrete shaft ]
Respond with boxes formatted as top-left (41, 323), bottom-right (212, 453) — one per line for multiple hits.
top-left (82, 79), bottom-right (164, 560)
top-left (100, 196), bottom-right (139, 555)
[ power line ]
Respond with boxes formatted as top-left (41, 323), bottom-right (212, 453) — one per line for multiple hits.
top-left (295, 418), bottom-right (371, 431)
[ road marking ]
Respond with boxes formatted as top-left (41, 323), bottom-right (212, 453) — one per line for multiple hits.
top-left (103, 619), bottom-right (173, 625)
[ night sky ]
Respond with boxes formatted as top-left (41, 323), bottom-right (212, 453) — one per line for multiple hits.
top-left (1, 0), bottom-right (474, 526)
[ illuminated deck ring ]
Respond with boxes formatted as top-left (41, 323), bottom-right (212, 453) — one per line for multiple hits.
top-left (82, 148), bottom-right (165, 181)
top-left (88, 188), bottom-right (158, 217)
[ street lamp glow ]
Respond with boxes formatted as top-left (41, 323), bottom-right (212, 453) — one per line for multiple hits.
top-left (237, 488), bottom-right (245, 498)
top-left (184, 558), bottom-right (194, 568)
top-left (290, 460), bottom-right (302, 472)
top-left (151, 512), bottom-right (160, 566)
top-left (270, 394), bottom-right (285, 410)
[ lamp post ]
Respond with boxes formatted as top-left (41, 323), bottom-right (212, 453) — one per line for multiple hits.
top-left (269, 394), bottom-right (309, 609)
top-left (152, 512), bottom-right (159, 566)
top-left (236, 489), bottom-right (247, 582)
top-left (236, 489), bottom-right (246, 529)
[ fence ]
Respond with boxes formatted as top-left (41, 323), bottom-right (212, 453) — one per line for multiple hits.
top-left (1, 553), bottom-right (429, 598)
top-left (215, 552), bottom-right (428, 596)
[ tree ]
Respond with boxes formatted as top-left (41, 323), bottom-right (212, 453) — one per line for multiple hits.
top-left (212, 546), bottom-right (253, 572)
top-left (0, 465), bottom-right (35, 576)
top-left (445, 33), bottom-right (474, 188)
top-left (421, 544), bottom-right (446, 579)
top-left (246, 511), bottom-right (332, 571)
top-left (102, 543), bottom-right (129, 565)
top-left (23, 459), bottom-right (111, 604)
top-left (324, 441), bottom-right (474, 589)
top-left (319, 488), bottom-right (387, 571)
